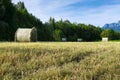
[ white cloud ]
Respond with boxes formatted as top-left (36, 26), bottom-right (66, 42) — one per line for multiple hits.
top-left (12, 0), bottom-right (85, 22)
top-left (12, 0), bottom-right (120, 27)
top-left (77, 4), bottom-right (120, 26)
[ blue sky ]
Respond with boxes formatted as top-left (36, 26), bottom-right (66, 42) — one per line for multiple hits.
top-left (12, 0), bottom-right (120, 27)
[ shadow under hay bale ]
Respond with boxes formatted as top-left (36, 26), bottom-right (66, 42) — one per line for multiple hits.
top-left (15, 27), bottom-right (37, 42)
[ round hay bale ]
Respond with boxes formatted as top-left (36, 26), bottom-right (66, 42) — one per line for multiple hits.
top-left (62, 38), bottom-right (67, 42)
top-left (15, 27), bottom-right (37, 42)
top-left (102, 37), bottom-right (108, 42)
top-left (77, 38), bottom-right (82, 42)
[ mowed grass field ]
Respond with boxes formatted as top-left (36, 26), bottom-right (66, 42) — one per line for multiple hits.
top-left (0, 42), bottom-right (120, 80)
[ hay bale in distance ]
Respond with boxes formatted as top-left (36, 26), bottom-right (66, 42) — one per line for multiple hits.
top-left (15, 27), bottom-right (37, 42)
top-left (102, 37), bottom-right (108, 42)
top-left (77, 38), bottom-right (82, 42)
top-left (62, 38), bottom-right (66, 42)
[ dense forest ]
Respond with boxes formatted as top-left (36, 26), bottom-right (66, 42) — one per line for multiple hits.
top-left (0, 0), bottom-right (120, 41)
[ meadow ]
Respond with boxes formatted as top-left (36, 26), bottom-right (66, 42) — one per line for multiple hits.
top-left (0, 42), bottom-right (120, 80)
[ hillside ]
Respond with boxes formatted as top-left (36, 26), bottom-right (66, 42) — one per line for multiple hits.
top-left (0, 42), bottom-right (120, 80)
top-left (103, 21), bottom-right (120, 32)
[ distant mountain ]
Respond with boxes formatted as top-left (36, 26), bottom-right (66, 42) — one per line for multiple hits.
top-left (103, 21), bottom-right (120, 32)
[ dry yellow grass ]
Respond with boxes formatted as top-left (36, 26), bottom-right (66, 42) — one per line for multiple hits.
top-left (0, 42), bottom-right (120, 80)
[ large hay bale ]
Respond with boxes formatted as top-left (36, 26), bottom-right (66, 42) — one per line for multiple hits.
top-left (102, 37), bottom-right (108, 42)
top-left (15, 27), bottom-right (37, 42)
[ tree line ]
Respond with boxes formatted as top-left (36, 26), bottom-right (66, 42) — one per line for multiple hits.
top-left (0, 0), bottom-right (120, 41)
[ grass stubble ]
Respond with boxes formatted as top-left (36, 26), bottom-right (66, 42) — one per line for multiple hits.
top-left (0, 42), bottom-right (120, 80)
